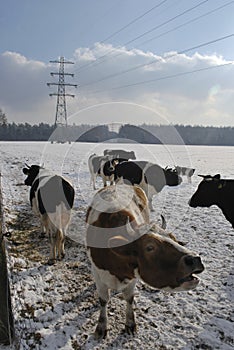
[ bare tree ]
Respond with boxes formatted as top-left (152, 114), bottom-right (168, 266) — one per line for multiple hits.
top-left (0, 109), bottom-right (7, 126)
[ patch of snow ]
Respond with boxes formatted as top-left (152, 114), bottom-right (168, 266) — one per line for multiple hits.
top-left (0, 142), bottom-right (233, 349)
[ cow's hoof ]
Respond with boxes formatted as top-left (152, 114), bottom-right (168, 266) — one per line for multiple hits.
top-left (58, 254), bottom-right (65, 261)
top-left (94, 326), bottom-right (107, 340)
top-left (125, 323), bottom-right (136, 335)
top-left (47, 258), bottom-right (56, 265)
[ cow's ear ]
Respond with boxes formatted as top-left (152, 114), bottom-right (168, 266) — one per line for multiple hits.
top-left (23, 168), bottom-right (29, 174)
top-left (108, 235), bottom-right (134, 257)
top-left (218, 180), bottom-right (226, 189)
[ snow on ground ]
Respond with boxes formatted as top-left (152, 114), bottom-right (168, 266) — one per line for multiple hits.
top-left (0, 141), bottom-right (233, 350)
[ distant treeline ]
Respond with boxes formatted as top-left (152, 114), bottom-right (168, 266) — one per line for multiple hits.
top-left (0, 122), bottom-right (234, 145)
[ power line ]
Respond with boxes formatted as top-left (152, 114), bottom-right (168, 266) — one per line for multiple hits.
top-left (74, 0), bottom-right (170, 73)
top-left (90, 1), bottom-right (234, 75)
top-left (100, 0), bottom-right (169, 43)
top-left (88, 62), bottom-right (232, 95)
top-left (74, 0), bottom-right (209, 74)
top-left (123, 0), bottom-right (209, 47)
top-left (77, 1), bottom-right (234, 82)
top-left (136, 1), bottom-right (234, 49)
top-left (81, 33), bottom-right (234, 88)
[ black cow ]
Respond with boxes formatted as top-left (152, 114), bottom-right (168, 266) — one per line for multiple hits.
top-left (103, 149), bottom-right (136, 160)
top-left (189, 174), bottom-right (234, 228)
top-left (23, 164), bottom-right (75, 264)
top-left (114, 161), bottom-right (182, 210)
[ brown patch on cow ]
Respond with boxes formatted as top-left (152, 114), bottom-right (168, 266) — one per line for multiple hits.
top-left (87, 209), bottom-right (138, 281)
top-left (86, 210), bottom-right (137, 251)
top-left (92, 210), bottom-right (135, 228)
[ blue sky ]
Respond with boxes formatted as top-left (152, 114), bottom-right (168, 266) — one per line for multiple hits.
top-left (0, 0), bottom-right (234, 126)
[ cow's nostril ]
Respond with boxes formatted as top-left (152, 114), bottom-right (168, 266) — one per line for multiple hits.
top-left (184, 255), bottom-right (195, 266)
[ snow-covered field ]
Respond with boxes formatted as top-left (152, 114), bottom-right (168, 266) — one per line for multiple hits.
top-left (0, 141), bottom-right (233, 350)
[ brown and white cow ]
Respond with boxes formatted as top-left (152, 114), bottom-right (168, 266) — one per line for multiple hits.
top-left (86, 184), bottom-right (204, 339)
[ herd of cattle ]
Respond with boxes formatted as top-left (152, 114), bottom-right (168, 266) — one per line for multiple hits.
top-left (21, 148), bottom-right (233, 339)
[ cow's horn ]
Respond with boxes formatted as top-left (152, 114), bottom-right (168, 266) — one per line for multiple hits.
top-left (198, 174), bottom-right (213, 181)
top-left (126, 217), bottom-right (135, 236)
top-left (198, 174), bottom-right (208, 178)
top-left (160, 214), bottom-right (167, 230)
top-left (24, 163), bottom-right (30, 168)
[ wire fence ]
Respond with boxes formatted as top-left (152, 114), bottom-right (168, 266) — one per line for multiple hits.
top-left (0, 172), bottom-right (15, 346)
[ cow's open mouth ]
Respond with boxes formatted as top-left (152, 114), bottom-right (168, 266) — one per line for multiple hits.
top-left (178, 267), bottom-right (204, 284)
top-left (179, 274), bottom-right (199, 284)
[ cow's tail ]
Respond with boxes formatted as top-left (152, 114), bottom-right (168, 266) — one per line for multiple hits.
top-left (47, 204), bottom-right (66, 263)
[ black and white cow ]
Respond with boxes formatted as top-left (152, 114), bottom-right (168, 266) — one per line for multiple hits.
top-left (176, 166), bottom-right (195, 183)
top-left (99, 158), bottom-right (120, 187)
top-left (114, 161), bottom-right (182, 210)
top-left (23, 164), bottom-right (75, 264)
top-left (88, 154), bottom-right (126, 189)
top-left (103, 149), bottom-right (136, 160)
top-left (189, 174), bottom-right (234, 228)
top-left (88, 154), bottom-right (110, 190)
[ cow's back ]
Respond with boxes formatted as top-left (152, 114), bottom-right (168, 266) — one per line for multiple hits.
top-left (86, 184), bottom-right (149, 249)
top-left (115, 161), bottom-right (148, 185)
top-left (36, 175), bottom-right (74, 214)
top-left (144, 163), bottom-right (166, 192)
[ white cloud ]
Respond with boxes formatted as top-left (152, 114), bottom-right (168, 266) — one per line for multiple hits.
top-left (0, 51), bottom-right (53, 123)
top-left (0, 44), bottom-right (233, 126)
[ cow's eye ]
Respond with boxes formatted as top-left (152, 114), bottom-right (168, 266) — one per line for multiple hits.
top-left (146, 245), bottom-right (155, 252)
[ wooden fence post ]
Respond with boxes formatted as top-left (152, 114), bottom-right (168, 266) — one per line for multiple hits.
top-left (0, 173), bottom-right (14, 345)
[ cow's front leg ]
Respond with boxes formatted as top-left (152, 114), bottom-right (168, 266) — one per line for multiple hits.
top-left (101, 176), bottom-right (107, 187)
top-left (91, 174), bottom-right (97, 190)
top-left (92, 267), bottom-right (109, 339)
top-left (92, 265), bottom-right (109, 340)
top-left (95, 296), bottom-right (109, 339)
top-left (149, 198), bottom-right (154, 212)
top-left (122, 280), bottom-right (136, 335)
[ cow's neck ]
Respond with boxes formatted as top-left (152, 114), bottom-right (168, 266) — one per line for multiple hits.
top-left (215, 190), bottom-right (234, 228)
top-left (32, 172), bottom-right (53, 187)
top-left (89, 248), bottom-right (137, 282)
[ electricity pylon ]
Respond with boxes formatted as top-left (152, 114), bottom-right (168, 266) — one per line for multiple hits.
top-left (47, 56), bottom-right (77, 126)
